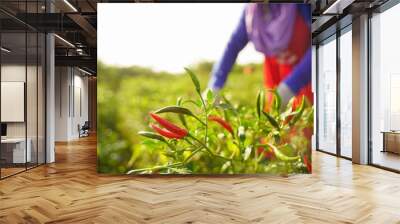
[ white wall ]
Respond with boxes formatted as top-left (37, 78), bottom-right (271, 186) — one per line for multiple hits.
top-left (71, 73), bottom-right (89, 138)
top-left (55, 67), bottom-right (89, 141)
top-left (55, 66), bottom-right (69, 141)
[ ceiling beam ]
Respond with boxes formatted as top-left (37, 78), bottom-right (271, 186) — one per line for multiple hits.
top-left (55, 55), bottom-right (96, 72)
top-left (322, 0), bottom-right (356, 14)
top-left (67, 13), bottom-right (97, 44)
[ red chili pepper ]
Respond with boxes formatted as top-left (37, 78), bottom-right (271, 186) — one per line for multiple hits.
top-left (150, 113), bottom-right (188, 137)
top-left (303, 155), bottom-right (312, 173)
top-left (151, 124), bottom-right (186, 139)
top-left (257, 138), bottom-right (275, 159)
top-left (208, 115), bottom-right (233, 134)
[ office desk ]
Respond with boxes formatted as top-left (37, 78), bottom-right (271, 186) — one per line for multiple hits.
top-left (1, 138), bottom-right (31, 164)
top-left (381, 131), bottom-right (400, 154)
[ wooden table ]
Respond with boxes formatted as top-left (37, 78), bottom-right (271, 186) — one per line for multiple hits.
top-left (381, 131), bottom-right (400, 154)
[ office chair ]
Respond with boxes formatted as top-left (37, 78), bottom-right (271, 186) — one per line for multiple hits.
top-left (79, 121), bottom-right (90, 138)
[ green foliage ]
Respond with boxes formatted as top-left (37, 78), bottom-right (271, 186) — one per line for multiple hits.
top-left (97, 61), bottom-right (313, 175)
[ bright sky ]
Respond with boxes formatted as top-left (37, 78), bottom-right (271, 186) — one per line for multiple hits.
top-left (98, 3), bottom-right (263, 73)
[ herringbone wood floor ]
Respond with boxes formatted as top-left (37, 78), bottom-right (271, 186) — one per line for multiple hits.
top-left (1, 135), bottom-right (400, 224)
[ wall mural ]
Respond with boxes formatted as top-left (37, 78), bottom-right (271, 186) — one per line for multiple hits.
top-left (97, 3), bottom-right (313, 175)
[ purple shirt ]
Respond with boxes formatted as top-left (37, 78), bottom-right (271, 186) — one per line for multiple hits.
top-left (209, 4), bottom-right (311, 95)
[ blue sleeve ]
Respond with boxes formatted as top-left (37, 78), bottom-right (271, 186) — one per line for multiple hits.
top-left (284, 4), bottom-right (311, 94)
top-left (298, 4), bottom-right (311, 28)
top-left (283, 47), bottom-right (311, 94)
top-left (208, 10), bottom-right (248, 90)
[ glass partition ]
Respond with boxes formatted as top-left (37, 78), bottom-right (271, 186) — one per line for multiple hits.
top-left (339, 28), bottom-right (352, 158)
top-left (317, 36), bottom-right (337, 154)
top-left (370, 3), bottom-right (400, 171)
top-left (1, 30), bottom-right (28, 177)
top-left (0, 2), bottom-right (46, 179)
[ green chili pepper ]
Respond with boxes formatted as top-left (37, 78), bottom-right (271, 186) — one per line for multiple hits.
top-left (256, 89), bottom-right (264, 119)
top-left (266, 143), bottom-right (299, 162)
top-left (155, 106), bottom-right (205, 126)
top-left (263, 111), bottom-right (280, 130)
top-left (138, 131), bottom-right (166, 143)
top-left (184, 68), bottom-right (201, 95)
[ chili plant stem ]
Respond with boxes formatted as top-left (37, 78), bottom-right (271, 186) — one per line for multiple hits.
top-left (187, 134), bottom-right (230, 161)
top-left (182, 139), bottom-right (205, 163)
top-left (197, 91), bottom-right (208, 147)
top-left (203, 105), bottom-right (208, 147)
top-left (183, 138), bottom-right (210, 162)
top-left (183, 146), bottom-right (203, 164)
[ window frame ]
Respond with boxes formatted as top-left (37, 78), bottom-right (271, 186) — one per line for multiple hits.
top-left (315, 23), bottom-right (353, 160)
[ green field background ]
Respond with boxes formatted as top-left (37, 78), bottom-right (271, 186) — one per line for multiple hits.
top-left (97, 61), bottom-right (265, 174)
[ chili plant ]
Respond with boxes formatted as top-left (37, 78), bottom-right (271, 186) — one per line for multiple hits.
top-left (128, 69), bottom-right (313, 175)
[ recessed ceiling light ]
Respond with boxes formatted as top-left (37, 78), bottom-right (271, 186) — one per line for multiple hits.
top-left (78, 67), bottom-right (93, 76)
top-left (322, 0), bottom-right (354, 15)
top-left (63, 0), bottom-right (78, 12)
top-left (1, 47), bottom-right (11, 53)
top-left (54, 34), bottom-right (75, 48)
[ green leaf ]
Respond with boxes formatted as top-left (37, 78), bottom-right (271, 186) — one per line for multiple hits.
top-left (262, 111), bottom-right (280, 130)
top-left (206, 89), bottom-right (214, 103)
top-left (184, 68), bottom-right (201, 94)
top-left (155, 106), bottom-right (205, 126)
top-left (256, 89), bottom-right (264, 119)
top-left (176, 96), bottom-right (183, 106)
top-left (275, 90), bottom-right (282, 112)
top-left (182, 99), bottom-right (202, 108)
top-left (155, 105), bottom-right (194, 116)
top-left (138, 131), bottom-right (166, 142)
